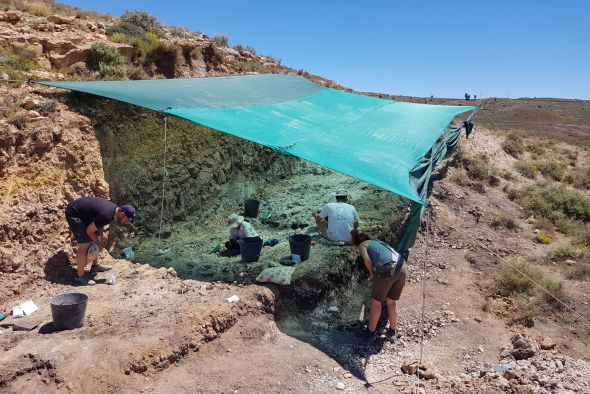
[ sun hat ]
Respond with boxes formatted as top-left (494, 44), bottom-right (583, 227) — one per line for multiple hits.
top-left (227, 213), bottom-right (245, 228)
top-left (121, 204), bottom-right (136, 222)
top-left (333, 190), bottom-right (348, 197)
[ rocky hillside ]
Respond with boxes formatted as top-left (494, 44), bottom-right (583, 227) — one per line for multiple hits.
top-left (0, 1), bottom-right (342, 84)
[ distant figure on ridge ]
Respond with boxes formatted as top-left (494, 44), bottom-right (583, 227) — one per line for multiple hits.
top-left (351, 230), bottom-right (407, 342)
top-left (225, 213), bottom-right (259, 253)
top-left (65, 197), bottom-right (135, 286)
top-left (312, 190), bottom-right (359, 244)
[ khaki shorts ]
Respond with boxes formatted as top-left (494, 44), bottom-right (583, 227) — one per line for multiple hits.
top-left (371, 264), bottom-right (407, 302)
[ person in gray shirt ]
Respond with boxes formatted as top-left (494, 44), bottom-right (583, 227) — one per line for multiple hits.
top-left (352, 229), bottom-right (407, 342)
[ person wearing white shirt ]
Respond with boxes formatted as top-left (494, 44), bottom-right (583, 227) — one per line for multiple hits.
top-left (225, 214), bottom-right (259, 252)
top-left (312, 190), bottom-right (359, 243)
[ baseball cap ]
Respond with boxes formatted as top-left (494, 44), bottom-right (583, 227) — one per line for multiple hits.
top-left (121, 204), bottom-right (136, 223)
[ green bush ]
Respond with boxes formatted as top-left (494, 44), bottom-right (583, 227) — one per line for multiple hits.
top-left (494, 260), bottom-right (543, 296)
top-left (107, 32), bottom-right (127, 43)
top-left (514, 160), bottom-right (537, 178)
top-left (502, 138), bottom-right (525, 157)
top-left (516, 185), bottom-right (590, 222)
top-left (211, 34), bottom-right (229, 47)
top-left (106, 21), bottom-right (146, 38)
top-left (98, 63), bottom-right (126, 79)
top-left (576, 225), bottom-right (590, 248)
top-left (537, 160), bottom-right (566, 181)
top-left (235, 60), bottom-right (266, 73)
top-left (546, 246), bottom-right (586, 262)
top-left (0, 46), bottom-right (38, 71)
top-left (121, 10), bottom-right (163, 34)
top-left (86, 43), bottom-right (124, 72)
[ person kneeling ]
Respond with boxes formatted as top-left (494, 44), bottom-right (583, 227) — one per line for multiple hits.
top-left (352, 229), bottom-right (407, 342)
top-left (225, 214), bottom-right (259, 254)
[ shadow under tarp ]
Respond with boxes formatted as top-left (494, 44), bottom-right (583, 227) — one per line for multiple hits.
top-left (275, 270), bottom-right (389, 381)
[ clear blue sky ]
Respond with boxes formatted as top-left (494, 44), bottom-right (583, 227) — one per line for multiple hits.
top-left (61, 0), bottom-right (589, 99)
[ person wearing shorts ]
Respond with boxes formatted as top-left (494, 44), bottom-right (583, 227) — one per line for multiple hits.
top-left (65, 197), bottom-right (135, 285)
top-left (351, 229), bottom-right (407, 342)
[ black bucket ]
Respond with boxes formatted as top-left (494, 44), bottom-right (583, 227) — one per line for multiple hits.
top-left (289, 234), bottom-right (312, 261)
top-left (239, 236), bottom-right (263, 263)
top-left (244, 199), bottom-right (260, 218)
top-left (50, 293), bottom-right (88, 330)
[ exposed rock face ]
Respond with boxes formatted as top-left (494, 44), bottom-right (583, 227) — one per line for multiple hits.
top-left (46, 15), bottom-right (75, 25)
top-left (0, 85), bottom-right (107, 301)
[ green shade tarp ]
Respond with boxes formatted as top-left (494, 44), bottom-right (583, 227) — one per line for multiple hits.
top-left (38, 74), bottom-right (477, 204)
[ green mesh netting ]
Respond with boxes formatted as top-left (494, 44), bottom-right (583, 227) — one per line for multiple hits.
top-left (38, 74), bottom-right (477, 204)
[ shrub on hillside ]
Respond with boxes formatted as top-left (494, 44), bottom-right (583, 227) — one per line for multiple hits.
top-left (535, 231), bottom-right (552, 244)
top-left (235, 60), bottom-right (266, 73)
top-left (86, 43), bottom-right (124, 72)
top-left (537, 160), bottom-right (566, 181)
top-left (127, 65), bottom-right (149, 80)
top-left (107, 32), bottom-right (127, 43)
top-left (546, 246), bottom-right (586, 262)
top-left (98, 63), bottom-right (126, 79)
top-left (211, 34), bottom-right (228, 47)
top-left (202, 44), bottom-right (224, 70)
top-left (564, 167), bottom-right (590, 189)
top-left (502, 137), bottom-right (525, 158)
top-left (541, 278), bottom-right (567, 310)
top-left (167, 26), bottom-right (189, 38)
top-left (516, 185), bottom-right (590, 222)
top-left (0, 46), bottom-right (38, 71)
top-left (28, 2), bottom-right (51, 16)
top-left (494, 260), bottom-right (543, 296)
top-left (456, 150), bottom-right (496, 183)
top-left (121, 10), bottom-right (163, 34)
top-left (106, 21), bottom-right (146, 38)
top-left (514, 160), bottom-right (537, 178)
top-left (490, 214), bottom-right (521, 231)
top-left (143, 42), bottom-right (180, 78)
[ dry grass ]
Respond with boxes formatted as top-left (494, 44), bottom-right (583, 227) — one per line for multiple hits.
top-left (490, 214), bottom-right (521, 232)
top-left (535, 231), bottom-right (552, 244)
top-left (514, 160), bottom-right (538, 178)
top-left (494, 260), bottom-right (543, 296)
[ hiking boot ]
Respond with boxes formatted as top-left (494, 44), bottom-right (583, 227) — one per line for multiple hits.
top-left (385, 328), bottom-right (397, 343)
top-left (74, 276), bottom-right (96, 286)
top-left (90, 264), bottom-right (113, 273)
top-left (363, 329), bottom-right (380, 342)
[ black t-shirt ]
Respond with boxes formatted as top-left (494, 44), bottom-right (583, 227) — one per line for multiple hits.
top-left (69, 197), bottom-right (116, 228)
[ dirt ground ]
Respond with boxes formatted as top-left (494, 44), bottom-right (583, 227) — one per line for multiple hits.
top-left (2, 120), bottom-right (590, 393)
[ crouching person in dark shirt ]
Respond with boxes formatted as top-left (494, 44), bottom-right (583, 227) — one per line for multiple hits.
top-left (65, 197), bottom-right (135, 286)
top-left (351, 229), bottom-right (407, 342)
